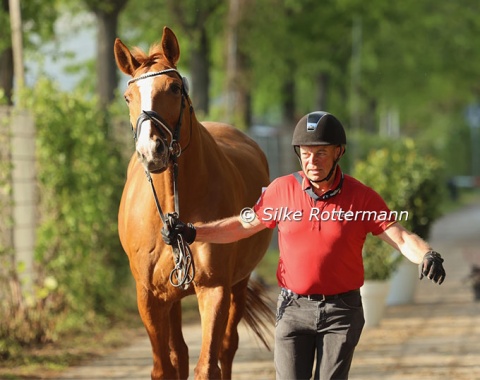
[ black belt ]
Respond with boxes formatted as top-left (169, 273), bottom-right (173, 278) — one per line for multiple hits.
top-left (281, 287), bottom-right (360, 302)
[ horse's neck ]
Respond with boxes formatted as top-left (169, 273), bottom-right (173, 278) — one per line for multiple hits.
top-left (179, 120), bottom-right (223, 170)
top-left (172, 121), bottom-right (227, 208)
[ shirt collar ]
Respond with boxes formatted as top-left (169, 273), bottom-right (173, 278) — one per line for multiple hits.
top-left (298, 167), bottom-right (344, 201)
top-left (299, 166), bottom-right (343, 191)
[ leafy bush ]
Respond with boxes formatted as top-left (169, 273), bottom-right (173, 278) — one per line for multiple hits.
top-left (0, 79), bottom-right (132, 345)
top-left (354, 138), bottom-right (444, 280)
top-left (361, 236), bottom-right (400, 281)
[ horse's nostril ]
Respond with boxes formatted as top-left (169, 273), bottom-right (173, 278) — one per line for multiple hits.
top-left (155, 140), bottom-right (165, 154)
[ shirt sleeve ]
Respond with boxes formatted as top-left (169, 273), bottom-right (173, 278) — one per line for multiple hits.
top-left (253, 178), bottom-right (281, 229)
top-left (363, 187), bottom-right (397, 235)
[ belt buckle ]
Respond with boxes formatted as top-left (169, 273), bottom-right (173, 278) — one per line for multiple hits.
top-left (307, 294), bottom-right (326, 301)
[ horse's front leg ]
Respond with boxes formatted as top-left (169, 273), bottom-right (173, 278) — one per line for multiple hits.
top-left (195, 285), bottom-right (230, 380)
top-left (136, 285), bottom-right (179, 379)
top-left (218, 277), bottom-right (249, 379)
top-left (169, 300), bottom-right (189, 379)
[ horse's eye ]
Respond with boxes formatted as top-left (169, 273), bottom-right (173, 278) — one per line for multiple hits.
top-left (171, 84), bottom-right (181, 95)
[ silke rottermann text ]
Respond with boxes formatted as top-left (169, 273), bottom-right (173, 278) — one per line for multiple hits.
top-left (261, 207), bottom-right (409, 222)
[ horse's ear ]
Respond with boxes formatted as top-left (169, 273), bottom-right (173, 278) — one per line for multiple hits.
top-left (114, 38), bottom-right (141, 76)
top-left (161, 26), bottom-right (180, 66)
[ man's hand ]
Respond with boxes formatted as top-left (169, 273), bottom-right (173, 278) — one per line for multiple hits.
top-left (419, 251), bottom-right (446, 285)
top-left (161, 213), bottom-right (196, 245)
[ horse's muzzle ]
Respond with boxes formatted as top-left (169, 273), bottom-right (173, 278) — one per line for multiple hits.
top-left (137, 138), bottom-right (170, 173)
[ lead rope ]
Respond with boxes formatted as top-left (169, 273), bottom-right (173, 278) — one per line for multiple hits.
top-left (145, 162), bottom-right (195, 289)
top-left (166, 97), bottom-right (195, 289)
top-left (138, 96), bottom-right (195, 289)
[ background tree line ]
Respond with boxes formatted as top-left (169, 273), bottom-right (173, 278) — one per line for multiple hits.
top-left (0, 0), bottom-right (478, 356)
top-left (1, 1), bottom-right (479, 176)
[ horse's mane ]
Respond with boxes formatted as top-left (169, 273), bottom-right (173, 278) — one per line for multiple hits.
top-left (131, 43), bottom-right (165, 67)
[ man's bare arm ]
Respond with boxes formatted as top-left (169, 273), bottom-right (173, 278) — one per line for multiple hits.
top-left (194, 213), bottom-right (267, 244)
top-left (378, 223), bottom-right (431, 264)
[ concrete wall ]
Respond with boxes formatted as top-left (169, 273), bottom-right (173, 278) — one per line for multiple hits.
top-left (0, 107), bottom-right (14, 280)
top-left (0, 106), bottom-right (36, 293)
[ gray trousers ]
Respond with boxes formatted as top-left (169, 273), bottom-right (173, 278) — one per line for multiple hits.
top-left (274, 289), bottom-right (365, 380)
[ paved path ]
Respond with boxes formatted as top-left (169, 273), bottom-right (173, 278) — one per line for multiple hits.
top-left (50, 203), bottom-right (480, 380)
top-left (350, 203), bottom-right (480, 380)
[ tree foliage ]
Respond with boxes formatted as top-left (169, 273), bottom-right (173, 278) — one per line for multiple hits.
top-left (118, 0), bottom-right (227, 117)
top-left (4, 0), bottom-right (480, 130)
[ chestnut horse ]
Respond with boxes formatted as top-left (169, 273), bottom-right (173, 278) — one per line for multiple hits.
top-left (114, 27), bottom-right (273, 379)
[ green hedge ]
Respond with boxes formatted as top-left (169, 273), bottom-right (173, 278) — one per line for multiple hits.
top-left (0, 79), bottom-right (132, 347)
top-left (353, 138), bottom-right (444, 280)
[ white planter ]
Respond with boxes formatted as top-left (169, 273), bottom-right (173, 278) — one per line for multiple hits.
top-left (387, 259), bottom-right (418, 306)
top-left (360, 280), bottom-right (391, 328)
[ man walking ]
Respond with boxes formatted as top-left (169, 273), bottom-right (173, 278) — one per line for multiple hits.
top-left (162, 111), bottom-right (446, 379)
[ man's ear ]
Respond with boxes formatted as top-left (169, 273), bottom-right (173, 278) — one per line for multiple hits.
top-left (336, 145), bottom-right (345, 160)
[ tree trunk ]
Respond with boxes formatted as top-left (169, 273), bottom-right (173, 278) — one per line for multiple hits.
top-left (225, 0), bottom-right (252, 129)
top-left (315, 73), bottom-right (329, 111)
top-left (85, 0), bottom-right (128, 110)
top-left (166, 0), bottom-right (224, 120)
top-left (9, 0), bottom-right (24, 105)
top-left (95, 10), bottom-right (119, 109)
top-left (1, 0), bottom-right (13, 104)
top-left (281, 77), bottom-right (295, 127)
top-left (0, 47), bottom-right (13, 105)
top-left (190, 29), bottom-right (210, 117)
top-left (365, 98), bottom-right (377, 133)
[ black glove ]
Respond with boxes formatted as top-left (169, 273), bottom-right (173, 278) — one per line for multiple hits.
top-left (161, 213), bottom-right (196, 245)
top-left (419, 250), bottom-right (446, 285)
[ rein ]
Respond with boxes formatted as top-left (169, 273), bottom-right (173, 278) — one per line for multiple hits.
top-left (129, 68), bottom-right (195, 289)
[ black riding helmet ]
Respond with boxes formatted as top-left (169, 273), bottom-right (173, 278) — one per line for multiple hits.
top-left (292, 111), bottom-right (346, 146)
top-left (292, 111), bottom-right (346, 183)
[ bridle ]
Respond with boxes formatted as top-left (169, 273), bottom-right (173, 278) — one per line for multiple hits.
top-left (127, 68), bottom-right (195, 289)
top-left (128, 68), bottom-right (192, 170)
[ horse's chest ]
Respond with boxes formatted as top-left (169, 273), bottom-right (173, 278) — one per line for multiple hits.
top-left (128, 247), bottom-right (177, 289)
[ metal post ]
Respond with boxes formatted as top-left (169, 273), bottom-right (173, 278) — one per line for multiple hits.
top-left (9, 1), bottom-right (35, 297)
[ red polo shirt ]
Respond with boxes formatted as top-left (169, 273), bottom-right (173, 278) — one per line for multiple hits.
top-left (253, 168), bottom-right (396, 295)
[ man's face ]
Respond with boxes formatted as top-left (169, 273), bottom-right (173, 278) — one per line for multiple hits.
top-left (299, 145), bottom-right (341, 183)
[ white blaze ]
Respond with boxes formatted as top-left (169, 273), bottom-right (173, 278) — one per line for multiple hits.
top-left (135, 77), bottom-right (155, 158)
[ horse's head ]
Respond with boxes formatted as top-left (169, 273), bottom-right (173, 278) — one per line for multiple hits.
top-left (114, 27), bottom-right (190, 173)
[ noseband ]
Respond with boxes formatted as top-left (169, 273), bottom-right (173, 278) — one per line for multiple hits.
top-left (127, 68), bottom-right (195, 289)
top-left (134, 110), bottom-right (182, 160)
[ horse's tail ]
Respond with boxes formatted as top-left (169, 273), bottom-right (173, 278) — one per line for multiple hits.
top-left (243, 277), bottom-right (275, 351)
